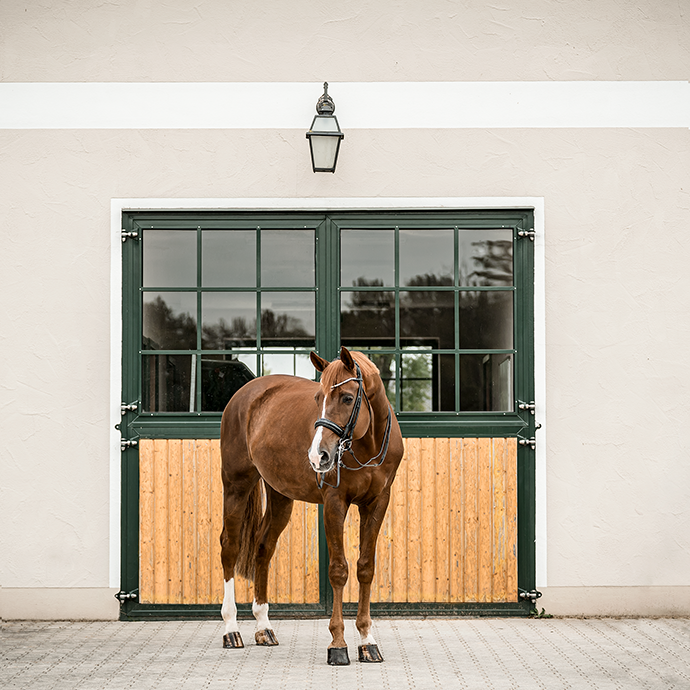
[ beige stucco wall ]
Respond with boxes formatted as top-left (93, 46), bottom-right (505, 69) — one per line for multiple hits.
top-left (1, 1), bottom-right (689, 618)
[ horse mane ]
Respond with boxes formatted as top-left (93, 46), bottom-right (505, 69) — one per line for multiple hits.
top-left (320, 351), bottom-right (380, 391)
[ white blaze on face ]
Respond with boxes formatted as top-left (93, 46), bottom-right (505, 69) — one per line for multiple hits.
top-left (221, 578), bottom-right (239, 635)
top-left (308, 397), bottom-right (328, 470)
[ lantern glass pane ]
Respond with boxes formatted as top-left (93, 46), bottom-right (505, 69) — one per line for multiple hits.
top-left (310, 136), bottom-right (339, 171)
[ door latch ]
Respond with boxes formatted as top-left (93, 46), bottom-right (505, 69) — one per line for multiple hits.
top-left (121, 401), bottom-right (138, 415)
top-left (121, 439), bottom-right (138, 451)
top-left (518, 437), bottom-right (536, 450)
top-left (518, 229), bottom-right (536, 241)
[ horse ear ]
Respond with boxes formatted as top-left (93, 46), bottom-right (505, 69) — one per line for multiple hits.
top-left (310, 351), bottom-right (330, 372)
top-left (340, 346), bottom-right (356, 372)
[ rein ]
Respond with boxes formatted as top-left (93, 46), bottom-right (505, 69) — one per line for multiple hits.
top-left (313, 362), bottom-right (393, 489)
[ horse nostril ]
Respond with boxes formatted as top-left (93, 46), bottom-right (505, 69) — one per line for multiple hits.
top-left (320, 451), bottom-right (330, 468)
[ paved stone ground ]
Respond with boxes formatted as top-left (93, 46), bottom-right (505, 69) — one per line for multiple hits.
top-left (2, 618), bottom-right (690, 689)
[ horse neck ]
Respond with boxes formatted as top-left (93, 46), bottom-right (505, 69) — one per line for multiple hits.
top-left (360, 377), bottom-right (390, 448)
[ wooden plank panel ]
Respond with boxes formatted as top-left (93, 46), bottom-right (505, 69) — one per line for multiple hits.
top-left (435, 438), bottom-right (450, 603)
top-left (139, 440), bottom-right (155, 604)
top-left (477, 438), bottom-right (493, 602)
top-left (138, 437), bottom-right (517, 606)
top-left (181, 439), bottom-right (196, 603)
top-left (406, 438), bottom-right (422, 602)
top-left (167, 439), bottom-right (183, 604)
top-left (492, 438), bottom-right (508, 602)
top-left (210, 440), bottom-right (224, 604)
top-left (152, 439), bottom-right (169, 603)
top-left (463, 438), bottom-right (479, 602)
top-left (305, 502), bottom-right (320, 602)
top-left (505, 438), bottom-right (518, 601)
top-left (376, 495), bottom-right (393, 603)
top-left (196, 438), bottom-right (212, 603)
top-left (391, 441), bottom-right (408, 602)
top-left (449, 438), bottom-right (464, 602)
top-left (420, 438), bottom-right (436, 602)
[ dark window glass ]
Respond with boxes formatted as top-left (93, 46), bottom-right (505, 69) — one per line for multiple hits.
top-left (400, 229), bottom-right (453, 286)
top-left (143, 230), bottom-right (196, 288)
top-left (400, 291), bottom-right (454, 349)
top-left (341, 229), bottom-right (394, 287)
top-left (459, 291), bottom-right (513, 349)
top-left (202, 230), bottom-right (255, 287)
top-left (142, 354), bottom-right (194, 412)
top-left (458, 230), bottom-right (513, 287)
top-left (201, 354), bottom-right (256, 412)
top-left (261, 230), bottom-right (314, 287)
top-left (261, 292), bottom-right (315, 346)
top-left (201, 292), bottom-right (256, 349)
top-left (459, 354), bottom-right (513, 411)
top-left (142, 292), bottom-right (197, 350)
top-left (340, 291), bottom-right (395, 344)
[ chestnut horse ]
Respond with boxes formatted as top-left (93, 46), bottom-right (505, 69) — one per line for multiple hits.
top-left (219, 347), bottom-right (404, 665)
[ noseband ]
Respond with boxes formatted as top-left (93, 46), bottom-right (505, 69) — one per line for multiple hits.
top-left (313, 362), bottom-right (393, 489)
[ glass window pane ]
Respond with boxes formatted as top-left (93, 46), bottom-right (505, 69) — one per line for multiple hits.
top-left (459, 291), bottom-right (513, 349)
top-left (201, 354), bottom-right (256, 411)
top-left (459, 354), bottom-right (513, 411)
top-left (142, 292), bottom-right (197, 350)
top-left (458, 230), bottom-right (513, 287)
top-left (261, 351), bottom-right (314, 377)
top-left (143, 230), bottom-right (197, 287)
top-left (400, 291), bottom-right (454, 349)
top-left (261, 292), bottom-right (315, 346)
top-left (400, 229), bottom-right (453, 286)
top-left (401, 351), bottom-right (454, 412)
top-left (341, 229), bottom-right (394, 288)
top-left (340, 291), bottom-right (395, 345)
top-left (202, 292), bottom-right (256, 349)
top-left (202, 230), bottom-right (255, 287)
top-left (261, 230), bottom-right (314, 287)
top-left (142, 354), bottom-right (194, 412)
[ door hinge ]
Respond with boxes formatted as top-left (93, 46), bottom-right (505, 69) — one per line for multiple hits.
top-left (121, 401), bottom-right (138, 415)
top-left (519, 589), bottom-right (542, 606)
top-left (518, 229), bottom-right (536, 241)
top-left (518, 400), bottom-right (536, 415)
top-left (121, 439), bottom-right (138, 451)
top-left (114, 589), bottom-right (138, 603)
top-left (121, 229), bottom-right (139, 242)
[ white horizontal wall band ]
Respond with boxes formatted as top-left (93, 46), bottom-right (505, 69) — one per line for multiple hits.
top-left (4, 81), bottom-right (689, 129)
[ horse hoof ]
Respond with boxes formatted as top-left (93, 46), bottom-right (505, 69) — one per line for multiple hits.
top-left (255, 628), bottom-right (279, 646)
top-left (327, 647), bottom-right (350, 666)
top-left (358, 644), bottom-right (384, 662)
top-left (223, 632), bottom-right (244, 649)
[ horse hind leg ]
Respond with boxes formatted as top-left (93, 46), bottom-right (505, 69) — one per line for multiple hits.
top-left (220, 471), bottom-right (261, 649)
top-left (252, 485), bottom-right (294, 647)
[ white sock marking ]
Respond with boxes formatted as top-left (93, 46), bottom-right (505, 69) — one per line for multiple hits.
top-left (221, 579), bottom-right (239, 635)
top-left (253, 600), bottom-right (271, 631)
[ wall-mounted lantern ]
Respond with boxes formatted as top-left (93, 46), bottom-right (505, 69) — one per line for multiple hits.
top-left (306, 82), bottom-right (344, 173)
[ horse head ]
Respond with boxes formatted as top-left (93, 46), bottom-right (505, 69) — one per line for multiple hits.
top-left (308, 347), bottom-right (374, 474)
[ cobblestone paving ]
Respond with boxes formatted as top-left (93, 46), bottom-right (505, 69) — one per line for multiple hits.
top-left (2, 618), bottom-right (690, 689)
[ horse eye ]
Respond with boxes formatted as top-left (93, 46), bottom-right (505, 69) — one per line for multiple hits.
top-left (342, 394), bottom-right (354, 405)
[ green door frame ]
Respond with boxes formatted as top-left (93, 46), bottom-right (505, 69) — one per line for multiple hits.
top-left (118, 209), bottom-right (536, 620)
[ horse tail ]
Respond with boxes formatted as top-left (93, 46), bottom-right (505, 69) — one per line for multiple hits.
top-left (235, 479), bottom-right (264, 581)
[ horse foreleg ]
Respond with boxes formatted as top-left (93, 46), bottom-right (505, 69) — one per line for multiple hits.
top-left (323, 496), bottom-right (351, 666)
top-left (355, 489), bottom-right (391, 663)
top-left (253, 486), bottom-right (294, 646)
